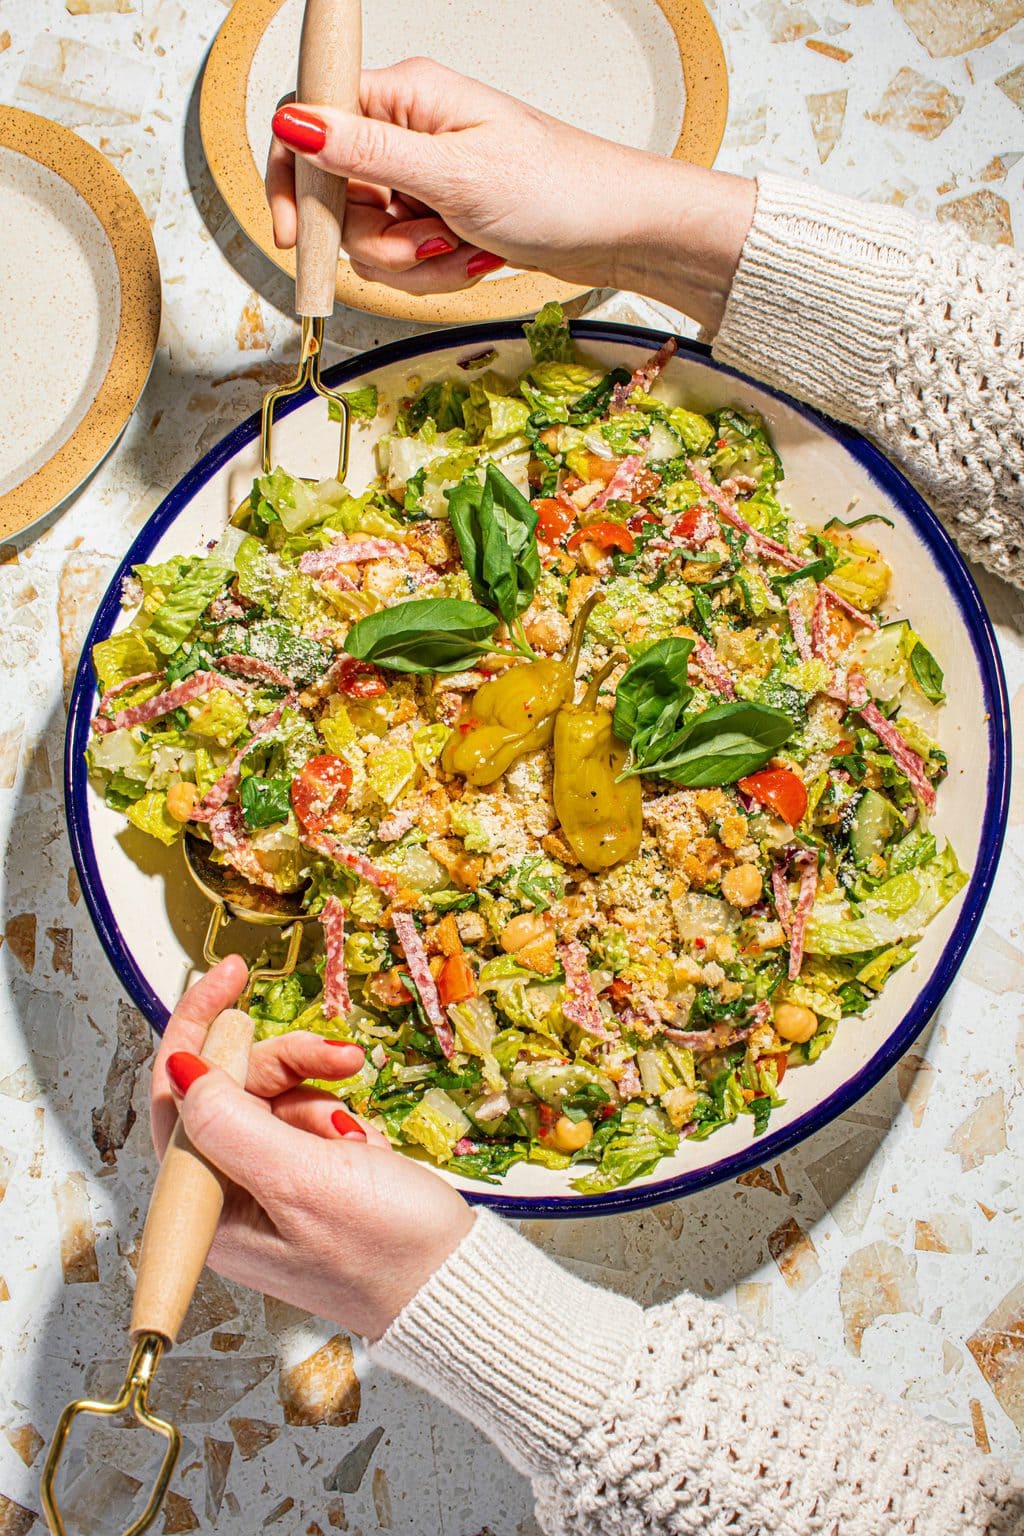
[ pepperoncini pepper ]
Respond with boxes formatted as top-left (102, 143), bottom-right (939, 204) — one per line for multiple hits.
top-left (553, 653), bottom-right (642, 872)
top-left (441, 594), bottom-right (599, 787)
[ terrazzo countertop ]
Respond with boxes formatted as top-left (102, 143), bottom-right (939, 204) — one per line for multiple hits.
top-left (1, 2), bottom-right (1022, 1532)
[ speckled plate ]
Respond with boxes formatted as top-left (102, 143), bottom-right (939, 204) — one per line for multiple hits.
top-left (0, 108), bottom-right (161, 541)
top-left (199, 0), bottom-right (728, 324)
top-left (64, 322), bottom-right (1009, 1218)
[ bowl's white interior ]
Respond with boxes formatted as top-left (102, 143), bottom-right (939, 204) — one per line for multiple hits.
top-left (79, 334), bottom-right (990, 1204)
top-left (0, 145), bottom-right (121, 496)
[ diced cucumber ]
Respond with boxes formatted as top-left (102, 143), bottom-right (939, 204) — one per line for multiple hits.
top-left (849, 788), bottom-right (899, 867)
top-left (517, 1061), bottom-right (605, 1108)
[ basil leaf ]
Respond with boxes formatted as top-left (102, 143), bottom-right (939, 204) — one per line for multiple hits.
top-left (823, 512), bottom-right (895, 532)
top-left (612, 638), bottom-right (694, 753)
top-left (623, 701), bottom-right (794, 787)
top-left (343, 598), bottom-right (499, 674)
top-left (447, 464), bottom-right (540, 626)
top-left (909, 641), bottom-right (945, 704)
top-left (773, 557), bottom-right (835, 588)
top-left (239, 774), bottom-right (292, 829)
top-left (567, 367), bottom-right (632, 426)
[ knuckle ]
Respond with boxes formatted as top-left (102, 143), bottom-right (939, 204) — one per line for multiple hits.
top-left (346, 114), bottom-right (392, 177)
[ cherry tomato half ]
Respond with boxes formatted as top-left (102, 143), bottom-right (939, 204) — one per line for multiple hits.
top-left (437, 952), bottom-right (477, 1006)
top-left (291, 754), bottom-right (353, 833)
top-left (627, 509), bottom-right (661, 533)
top-left (566, 522), bottom-right (635, 557)
top-left (335, 657), bottom-right (387, 698)
top-left (533, 497), bottom-right (576, 543)
top-left (672, 507), bottom-right (704, 540)
top-left (738, 767), bottom-right (808, 826)
top-left (759, 1051), bottom-right (788, 1085)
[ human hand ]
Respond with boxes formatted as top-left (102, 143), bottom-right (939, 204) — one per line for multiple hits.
top-left (265, 58), bottom-right (755, 329)
top-left (150, 956), bottom-right (474, 1340)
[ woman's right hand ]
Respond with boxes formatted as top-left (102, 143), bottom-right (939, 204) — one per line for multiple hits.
top-left (265, 58), bottom-right (755, 330)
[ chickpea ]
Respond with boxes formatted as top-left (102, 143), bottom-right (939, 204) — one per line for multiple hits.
top-left (166, 780), bottom-right (200, 822)
top-left (500, 912), bottom-right (548, 953)
top-left (721, 863), bottom-right (763, 909)
top-left (773, 1002), bottom-right (818, 1044)
top-left (548, 1115), bottom-right (594, 1154)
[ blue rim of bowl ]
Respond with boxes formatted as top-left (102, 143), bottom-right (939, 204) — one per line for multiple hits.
top-left (65, 319), bottom-right (1010, 1218)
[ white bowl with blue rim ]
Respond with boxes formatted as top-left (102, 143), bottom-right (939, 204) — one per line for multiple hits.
top-left (64, 321), bottom-right (1010, 1217)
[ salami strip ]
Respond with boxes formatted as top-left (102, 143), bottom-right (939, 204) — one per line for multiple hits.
top-left (689, 466), bottom-right (804, 571)
top-left (823, 584), bottom-right (878, 631)
top-left (691, 638), bottom-right (736, 700)
top-left (589, 453), bottom-right (648, 515)
top-left (377, 807), bottom-right (417, 844)
top-left (392, 911), bottom-right (455, 1059)
top-left (788, 597), bottom-right (813, 664)
top-left (320, 895), bottom-right (352, 1019)
top-left (92, 670), bottom-right (239, 735)
top-left (97, 670), bottom-right (164, 718)
top-left (217, 654), bottom-right (293, 688)
top-left (299, 538), bottom-right (406, 574)
top-left (788, 853), bottom-right (819, 981)
top-left (560, 940), bottom-right (617, 1040)
top-left (612, 337), bottom-right (678, 408)
top-left (206, 805), bottom-right (280, 890)
top-left (303, 830), bottom-right (401, 899)
top-left (772, 864), bottom-right (795, 938)
top-left (616, 1056), bottom-right (644, 1100)
top-left (848, 674), bottom-right (936, 812)
top-left (190, 701), bottom-right (291, 822)
top-left (811, 583), bottom-right (830, 663)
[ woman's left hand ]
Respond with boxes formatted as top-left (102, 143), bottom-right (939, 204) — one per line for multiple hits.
top-left (150, 956), bottom-right (474, 1339)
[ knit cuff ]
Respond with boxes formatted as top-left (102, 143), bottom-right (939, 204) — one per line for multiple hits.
top-left (369, 1208), bottom-right (644, 1477)
top-left (713, 173), bottom-right (927, 425)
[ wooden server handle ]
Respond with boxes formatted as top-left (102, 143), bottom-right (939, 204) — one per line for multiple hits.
top-left (130, 1008), bottom-right (253, 1344)
top-left (295, 0), bottom-right (362, 317)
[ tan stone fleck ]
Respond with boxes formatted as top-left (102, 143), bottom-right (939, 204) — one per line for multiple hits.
top-left (805, 37), bottom-right (852, 58)
top-left (67, 867), bottom-right (81, 907)
top-left (55, 1171), bottom-right (100, 1284)
top-left (279, 1335), bottom-right (360, 1426)
top-left (914, 1213), bottom-right (971, 1253)
top-left (970, 1398), bottom-right (991, 1453)
top-left (4, 914), bottom-right (36, 973)
top-left (806, 89), bottom-right (847, 163)
top-left (897, 1053), bottom-right (934, 1127)
top-left (996, 62), bottom-right (1024, 110)
top-left (736, 1165), bottom-right (782, 1194)
top-left (724, 100), bottom-right (767, 148)
top-left (840, 1241), bottom-right (921, 1356)
top-left (936, 190), bottom-right (1014, 247)
top-left (978, 154), bottom-right (1020, 183)
top-left (27, 1107), bottom-right (44, 1176)
top-left (236, 292), bottom-right (269, 352)
top-left (227, 1417), bottom-right (280, 1461)
top-left (0, 1148), bottom-right (11, 1206)
top-left (177, 1265), bottom-right (239, 1342)
top-left (967, 1281), bottom-right (1024, 1433)
top-left (211, 1331), bottom-right (245, 1352)
top-left (4, 1424), bottom-right (44, 1467)
top-left (21, 742), bottom-right (51, 793)
top-left (372, 1467), bottom-right (393, 1529)
top-left (66, 0), bottom-right (137, 12)
top-left (0, 31), bottom-right (11, 52)
top-left (0, 1494), bottom-right (36, 1536)
top-left (264, 1497), bottom-right (294, 1526)
top-left (326, 1501), bottom-right (347, 1530)
top-left (0, 725), bottom-right (23, 789)
top-left (755, 0), bottom-right (819, 42)
top-left (767, 1218), bottom-right (822, 1292)
top-left (46, 926), bottom-right (73, 977)
top-left (936, 177), bottom-right (957, 196)
top-left (893, 0), bottom-right (1024, 56)
top-left (91, 1000), bottom-right (151, 1166)
top-left (204, 1437), bottom-right (233, 1524)
top-left (58, 553), bottom-right (116, 701)
top-left (978, 1202), bottom-right (997, 1222)
top-left (736, 1281), bottom-right (774, 1330)
top-left (948, 1091), bottom-right (1007, 1171)
top-left (866, 67), bottom-right (963, 138)
top-left (162, 1491), bottom-right (199, 1533)
top-left (0, 1278), bottom-right (9, 1301)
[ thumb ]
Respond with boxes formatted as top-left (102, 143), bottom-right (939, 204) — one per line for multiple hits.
top-left (273, 103), bottom-right (454, 206)
top-left (170, 1060), bottom-right (341, 1205)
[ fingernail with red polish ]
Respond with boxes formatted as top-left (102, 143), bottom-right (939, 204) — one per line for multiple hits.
top-left (166, 1052), bottom-right (210, 1097)
top-left (467, 251), bottom-right (504, 279)
top-left (272, 106), bottom-right (327, 154)
top-left (331, 1108), bottom-right (365, 1139)
top-left (416, 236), bottom-right (455, 261)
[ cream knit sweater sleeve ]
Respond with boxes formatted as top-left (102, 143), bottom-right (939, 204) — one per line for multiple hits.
top-left (372, 1211), bottom-right (1022, 1535)
top-left (713, 174), bottom-right (1024, 587)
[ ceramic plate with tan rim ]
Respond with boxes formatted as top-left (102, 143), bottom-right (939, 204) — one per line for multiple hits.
top-left (199, 0), bottom-right (728, 324)
top-left (0, 108), bottom-right (161, 542)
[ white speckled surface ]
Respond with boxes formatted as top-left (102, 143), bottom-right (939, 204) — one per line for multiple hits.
top-left (0, 2), bottom-right (1022, 1533)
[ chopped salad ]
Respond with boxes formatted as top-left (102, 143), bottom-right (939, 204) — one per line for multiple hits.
top-left (86, 306), bottom-right (965, 1192)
